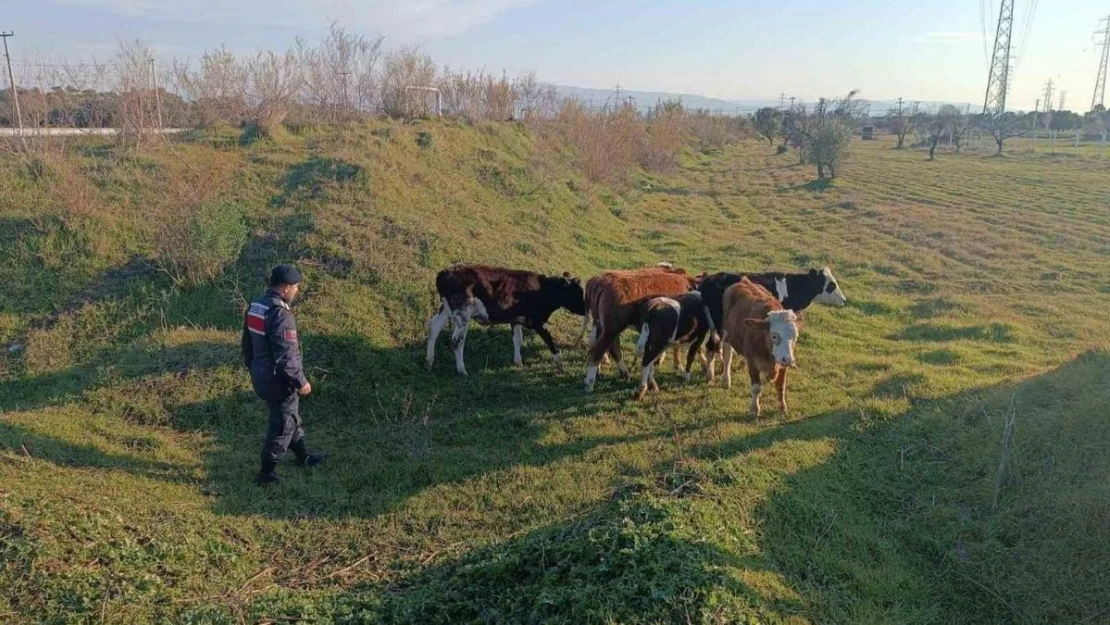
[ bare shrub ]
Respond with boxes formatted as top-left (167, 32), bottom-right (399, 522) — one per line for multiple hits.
top-left (381, 47), bottom-right (437, 118)
top-left (548, 100), bottom-right (647, 184)
top-left (297, 21), bottom-right (384, 122)
top-left (245, 48), bottom-right (303, 136)
top-left (513, 71), bottom-right (558, 120)
top-left (173, 46), bottom-right (246, 128)
top-left (687, 110), bottom-right (747, 153)
top-left (114, 39), bottom-right (158, 146)
top-left (641, 99), bottom-right (688, 173)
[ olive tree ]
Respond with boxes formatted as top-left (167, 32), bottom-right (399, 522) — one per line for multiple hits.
top-left (753, 107), bottom-right (782, 147)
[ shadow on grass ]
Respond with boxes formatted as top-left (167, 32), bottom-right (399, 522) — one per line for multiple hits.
top-left (777, 178), bottom-right (833, 193)
top-left (749, 349), bottom-right (1110, 623)
top-left (350, 495), bottom-right (800, 624)
top-left (199, 327), bottom-right (681, 520)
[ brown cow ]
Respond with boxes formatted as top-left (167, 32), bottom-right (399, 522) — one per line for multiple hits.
top-left (719, 277), bottom-right (801, 417)
top-left (582, 266), bottom-right (696, 392)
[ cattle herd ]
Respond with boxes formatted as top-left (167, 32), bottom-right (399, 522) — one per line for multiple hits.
top-left (426, 262), bottom-right (847, 416)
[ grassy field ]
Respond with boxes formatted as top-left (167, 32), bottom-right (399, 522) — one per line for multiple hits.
top-left (1, 123), bottom-right (1108, 624)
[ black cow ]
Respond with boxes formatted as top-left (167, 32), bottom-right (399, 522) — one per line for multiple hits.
top-left (426, 264), bottom-right (586, 376)
top-left (631, 291), bottom-right (716, 399)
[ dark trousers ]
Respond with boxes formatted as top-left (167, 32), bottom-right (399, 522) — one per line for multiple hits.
top-left (257, 381), bottom-right (306, 465)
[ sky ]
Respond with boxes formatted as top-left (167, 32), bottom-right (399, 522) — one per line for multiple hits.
top-left (7, 0), bottom-right (1110, 110)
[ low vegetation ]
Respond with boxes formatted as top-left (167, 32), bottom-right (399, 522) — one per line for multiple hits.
top-left (0, 119), bottom-right (1108, 624)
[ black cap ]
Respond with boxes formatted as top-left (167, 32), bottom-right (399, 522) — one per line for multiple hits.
top-left (269, 264), bottom-right (303, 287)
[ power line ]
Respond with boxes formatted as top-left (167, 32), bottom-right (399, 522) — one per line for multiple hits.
top-left (983, 0), bottom-right (1016, 116)
top-left (0, 31), bottom-right (23, 135)
top-left (1092, 15), bottom-right (1110, 111)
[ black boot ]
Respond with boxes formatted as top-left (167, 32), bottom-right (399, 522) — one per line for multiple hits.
top-left (291, 440), bottom-right (328, 468)
top-left (256, 460), bottom-right (281, 486)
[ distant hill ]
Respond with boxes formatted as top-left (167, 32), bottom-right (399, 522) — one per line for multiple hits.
top-left (554, 85), bottom-right (975, 116)
top-left (554, 85), bottom-right (776, 114)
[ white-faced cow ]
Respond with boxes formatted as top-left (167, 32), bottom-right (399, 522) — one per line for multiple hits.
top-left (426, 265), bottom-right (586, 376)
top-left (582, 266), bottom-right (697, 392)
top-left (631, 291), bottom-right (716, 399)
top-left (719, 277), bottom-right (802, 417)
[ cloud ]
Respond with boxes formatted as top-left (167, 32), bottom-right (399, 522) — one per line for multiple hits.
top-left (916, 31), bottom-right (989, 45)
top-left (43, 0), bottom-right (542, 38)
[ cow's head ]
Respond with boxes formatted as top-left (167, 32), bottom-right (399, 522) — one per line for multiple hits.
top-left (810, 266), bottom-right (847, 307)
top-left (554, 272), bottom-right (587, 316)
top-left (744, 309), bottom-right (800, 367)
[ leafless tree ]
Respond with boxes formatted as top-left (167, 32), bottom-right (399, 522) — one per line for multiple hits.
top-left (981, 112), bottom-right (1028, 155)
top-left (922, 105), bottom-right (962, 160)
top-left (173, 47), bottom-right (246, 128)
top-left (381, 47), bottom-right (437, 117)
top-left (245, 48), bottom-right (303, 134)
top-left (887, 104), bottom-right (918, 149)
top-left (113, 39), bottom-right (158, 145)
top-left (297, 21), bottom-right (384, 122)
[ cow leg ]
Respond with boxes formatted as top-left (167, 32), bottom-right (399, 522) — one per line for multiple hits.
top-left (636, 335), bottom-right (666, 399)
top-left (635, 361), bottom-right (655, 400)
top-left (609, 332), bottom-right (630, 379)
top-left (451, 310), bottom-right (471, 376)
top-left (683, 342), bottom-right (702, 383)
top-left (586, 329), bottom-right (618, 392)
top-left (511, 324), bottom-right (524, 367)
top-left (671, 345), bottom-right (682, 370)
top-left (748, 360), bottom-right (763, 417)
top-left (721, 342), bottom-right (734, 390)
top-left (532, 325), bottom-right (564, 372)
top-left (774, 367), bottom-right (789, 416)
top-left (425, 299), bottom-right (451, 370)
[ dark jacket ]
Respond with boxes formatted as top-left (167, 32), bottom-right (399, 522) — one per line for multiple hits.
top-left (241, 290), bottom-right (308, 398)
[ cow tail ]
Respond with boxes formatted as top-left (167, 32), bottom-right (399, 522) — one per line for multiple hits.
top-left (703, 304), bottom-right (720, 345)
top-left (635, 323), bottom-right (650, 356)
top-left (575, 310), bottom-right (592, 347)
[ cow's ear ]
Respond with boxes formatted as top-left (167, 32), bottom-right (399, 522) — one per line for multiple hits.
top-left (809, 268), bottom-right (819, 276)
top-left (562, 271), bottom-right (571, 278)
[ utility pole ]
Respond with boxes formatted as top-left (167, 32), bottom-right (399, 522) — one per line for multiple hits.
top-left (149, 58), bottom-right (163, 129)
top-left (1092, 15), bottom-right (1110, 111)
top-left (1042, 79), bottom-right (1054, 112)
top-left (983, 0), bottom-right (1016, 116)
top-left (779, 92), bottom-right (786, 109)
top-left (1032, 98), bottom-right (1040, 152)
top-left (897, 96), bottom-right (903, 117)
top-left (789, 96), bottom-right (796, 111)
top-left (1058, 90), bottom-right (1067, 111)
top-left (338, 70), bottom-right (351, 119)
top-left (0, 32), bottom-right (23, 136)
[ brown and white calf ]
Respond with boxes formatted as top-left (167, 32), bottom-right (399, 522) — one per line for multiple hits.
top-left (698, 266), bottom-right (844, 370)
top-left (631, 291), bottom-right (716, 399)
top-left (719, 277), bottom-right (802, 417)
top-left (582, 266), bottom-right (696, 391)
top-left (426, 265), bottom-right (586, 376)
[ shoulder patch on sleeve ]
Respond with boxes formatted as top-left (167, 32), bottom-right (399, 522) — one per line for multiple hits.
top-left (283, 329), bottom-right (297, 342)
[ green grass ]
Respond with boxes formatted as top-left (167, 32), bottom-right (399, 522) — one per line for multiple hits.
top-left (1, 127), bottom-right (1109, 624)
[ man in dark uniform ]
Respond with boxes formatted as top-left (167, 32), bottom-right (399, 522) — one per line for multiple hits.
top-left (241, 265), bottom-right (327, 485)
